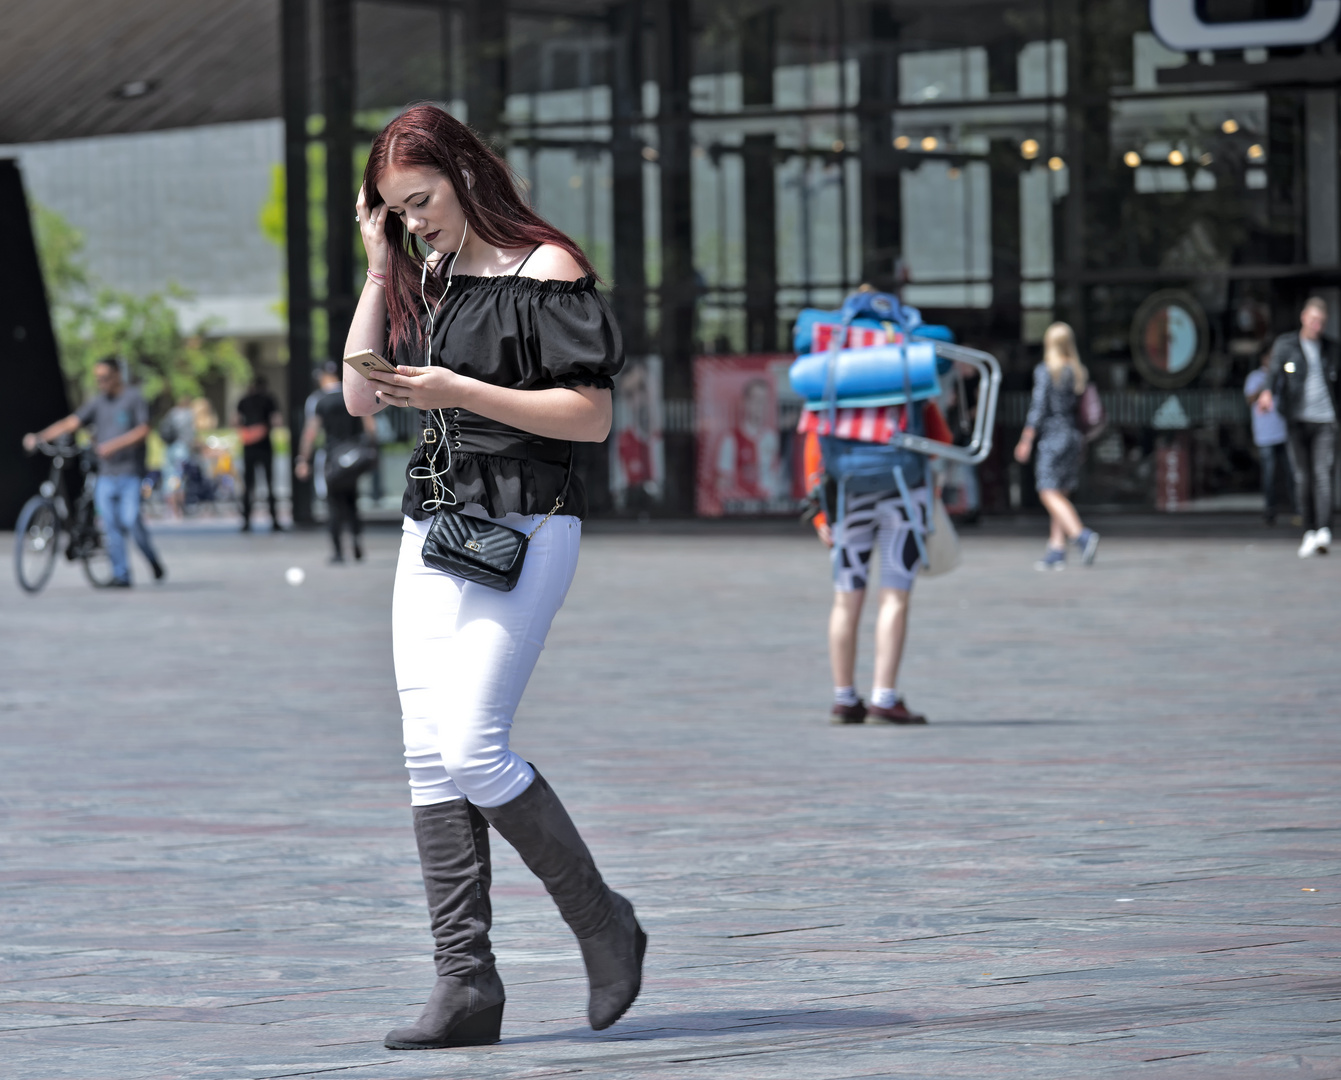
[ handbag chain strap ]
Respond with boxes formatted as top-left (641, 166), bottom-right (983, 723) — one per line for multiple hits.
top-left (524, 454), bottom-right (574, 541)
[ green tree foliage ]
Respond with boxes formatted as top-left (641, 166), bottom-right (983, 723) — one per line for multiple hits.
top-left (31, 203), bottom-right (249, 411)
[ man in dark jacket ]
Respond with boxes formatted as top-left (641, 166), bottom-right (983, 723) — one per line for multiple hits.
top-left (1263, 297), bottom-right (1337, 558)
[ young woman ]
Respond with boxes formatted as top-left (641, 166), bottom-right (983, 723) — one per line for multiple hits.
top-left (343, 104), bottom-right (644, 1050)
top-left (1014, 322), bottom-right (1099, 570)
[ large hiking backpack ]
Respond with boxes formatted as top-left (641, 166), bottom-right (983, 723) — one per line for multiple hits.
top-left (789, 291), bottom-right (942, 562)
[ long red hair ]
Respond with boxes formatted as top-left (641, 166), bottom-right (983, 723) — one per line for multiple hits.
top-left (362, 104), bottom-right (596, 355)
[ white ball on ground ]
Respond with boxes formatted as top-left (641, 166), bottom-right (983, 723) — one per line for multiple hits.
top-left (285, 566), bottom-right (306, 586)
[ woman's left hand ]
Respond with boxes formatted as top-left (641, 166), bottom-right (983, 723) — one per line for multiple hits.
top-left (364, 366), bottom-right (467, 410)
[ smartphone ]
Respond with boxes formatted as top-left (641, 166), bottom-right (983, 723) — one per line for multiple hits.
top-left (344, 349), bottom-right (399, 378)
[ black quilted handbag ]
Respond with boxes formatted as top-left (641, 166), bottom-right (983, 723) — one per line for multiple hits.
top-left (421, 458), bottom-right (571, 591)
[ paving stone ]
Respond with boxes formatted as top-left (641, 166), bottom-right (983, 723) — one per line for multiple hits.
top-left (0, 524), bottom-right (1338, 1079)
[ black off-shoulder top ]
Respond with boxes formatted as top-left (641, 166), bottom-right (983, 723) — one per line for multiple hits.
top-left (393, 273), bottom-right (624, 521)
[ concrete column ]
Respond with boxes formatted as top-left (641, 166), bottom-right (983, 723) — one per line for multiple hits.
top-left (655, 0), bottom-right (695, 514)
top-left (463, 0), bottom-right (507, 145)
top-left (858, 9), bottom-right (900, 291)
top-left (610, 0), bottom-right (647, 356)
top-left (741, 7), bottom-right (777, 353)
top-left (1306, 89), bottom-right (1339, 267)
top-left (281, 0), bottom-right (313, 524)
top-left (323, 0), bottom-right (356, 360)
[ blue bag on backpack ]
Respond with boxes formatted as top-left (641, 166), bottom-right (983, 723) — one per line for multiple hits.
top-left (789, 342), bottom-right (941, 407)
top-left (805, 291), bottom-right (940, 557)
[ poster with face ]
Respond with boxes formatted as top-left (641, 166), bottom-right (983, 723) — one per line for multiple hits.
top-left (694, 354), bottom-right (799, 516)
top-left (610, 355), bottom-right (664, 507)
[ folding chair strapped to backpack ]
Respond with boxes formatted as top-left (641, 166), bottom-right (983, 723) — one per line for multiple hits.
top-left (788, 289), bottom-right (1002, 567)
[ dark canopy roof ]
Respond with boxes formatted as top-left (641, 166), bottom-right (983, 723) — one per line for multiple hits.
top-left (0, 0), bottom-right (621, 145)
top-left (0, 0), bottom-right (281, 143)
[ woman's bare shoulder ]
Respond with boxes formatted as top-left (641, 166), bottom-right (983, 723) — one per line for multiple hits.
top-left (515, 244), bottom-right (585, 282)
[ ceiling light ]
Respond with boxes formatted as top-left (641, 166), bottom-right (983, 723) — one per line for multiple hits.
top-left (641, 146), bottom-right (659, 162)
top-left (112, 79), bottom-right (158, 100)
top-left (1199, 152), bottom-right (1213, 165)
top-left (1020, 138), bottom-right (1040, 160)
top-left (1168, 150), bottom-right (1185, 166)
top-left (921, 136), bottom-right (938, 151)
top-left (1048, 156), bottom-right (1065, 171)
top-left (1247, 143), bottom-right (1265, 161)
top-left (893, 135), bottom-right (911, 150)
top-left (1123, 151), bottom-right (1141, 167)
top-left (1221, 119), bottom-right (1239, 134)
top-left (831, 140), bottom-right (845, 153)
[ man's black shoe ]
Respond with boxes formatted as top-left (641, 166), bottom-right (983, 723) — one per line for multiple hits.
top-left (830, 700), bottom-right (867, 725)
top-left (109, 578), bottom-right (132, 588)
top-left (150, 561), bottom-right (166, 582)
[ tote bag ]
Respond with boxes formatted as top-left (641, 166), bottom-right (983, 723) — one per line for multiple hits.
top-left (922, 496), bottom-right (961, 577)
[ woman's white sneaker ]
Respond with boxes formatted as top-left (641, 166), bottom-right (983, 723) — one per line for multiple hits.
top-left (1314, 526), bottom-right (1332, 554)
top-left (1298, 530), bottom-right (1319, 558)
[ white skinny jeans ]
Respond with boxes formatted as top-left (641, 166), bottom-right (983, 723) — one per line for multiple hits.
top-left (393, 511), bottom-right (582, 809)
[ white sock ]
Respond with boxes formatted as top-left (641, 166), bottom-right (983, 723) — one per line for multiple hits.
top-left (833, 686), bottom-right (860, 707)
top-left (872, 687), bottom-right (900, 709)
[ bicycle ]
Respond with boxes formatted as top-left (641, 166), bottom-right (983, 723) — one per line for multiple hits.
top-left (14, 440), bottom-right (116, 593)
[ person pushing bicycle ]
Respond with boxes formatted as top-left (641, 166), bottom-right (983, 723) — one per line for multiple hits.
top-left (23, 356), bottom-right (166, 587)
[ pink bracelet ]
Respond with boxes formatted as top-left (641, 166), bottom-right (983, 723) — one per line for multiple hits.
top-left (366, 269), bottom-right (386, 287)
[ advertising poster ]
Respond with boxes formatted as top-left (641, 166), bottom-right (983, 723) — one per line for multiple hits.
top-left (694, 354), bottom-right (800, 517)
top-left (610, 355), bottom-right (664, 508)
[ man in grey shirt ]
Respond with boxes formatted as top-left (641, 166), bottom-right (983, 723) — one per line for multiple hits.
top-left (24, 357), bottom-right (165, 586)
top-left (1264, 297), bottom-right (1338, 558)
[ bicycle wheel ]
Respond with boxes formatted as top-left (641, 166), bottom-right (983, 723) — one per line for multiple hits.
top-left (81, 547), bottom-right (116, 587)
top-left (76, 514), bottom-right (117, 588)
top-left (14, 497), bottom-right (61, 593)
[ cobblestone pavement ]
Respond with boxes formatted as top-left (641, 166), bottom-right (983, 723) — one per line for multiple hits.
top-left (1, 523), bottom-right (1338, 1080)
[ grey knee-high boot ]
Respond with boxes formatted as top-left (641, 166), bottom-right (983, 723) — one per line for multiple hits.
top-left (384, 799), bottom-right (506, 1050)
top-left (477, 769), bottom-right (646, 1031)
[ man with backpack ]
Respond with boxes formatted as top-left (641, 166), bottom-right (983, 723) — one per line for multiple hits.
top-left (804, 401), bottom-right (953, 726)
top-left (295, 363), bottom-right (377, 563)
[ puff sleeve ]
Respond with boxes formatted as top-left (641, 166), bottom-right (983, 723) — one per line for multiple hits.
top-left (527, 280), bottom-right (625, 389)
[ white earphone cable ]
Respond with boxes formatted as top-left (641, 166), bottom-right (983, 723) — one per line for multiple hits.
top-left (408, 220), bottom-right (470, 513)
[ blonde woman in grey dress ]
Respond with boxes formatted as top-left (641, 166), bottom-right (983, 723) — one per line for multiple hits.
top-left (1014, 322), bottom-right (1100, 570)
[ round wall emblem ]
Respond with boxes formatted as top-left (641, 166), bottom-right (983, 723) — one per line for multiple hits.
top-left (1130, 289), bottom-right (1210, 390)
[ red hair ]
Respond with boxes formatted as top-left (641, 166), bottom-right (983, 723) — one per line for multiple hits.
top-left (362, 104), bottom-right (597, 355)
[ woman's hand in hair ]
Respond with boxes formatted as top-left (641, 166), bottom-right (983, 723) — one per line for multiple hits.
top-left (355, 188), bottom-right (391, 273)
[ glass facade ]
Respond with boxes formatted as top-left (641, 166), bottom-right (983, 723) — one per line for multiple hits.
top-left (336, 0), bottom-right (1340, 513)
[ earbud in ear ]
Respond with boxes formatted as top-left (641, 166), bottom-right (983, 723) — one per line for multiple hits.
top-left (461, 170), bottom-right (472, 192)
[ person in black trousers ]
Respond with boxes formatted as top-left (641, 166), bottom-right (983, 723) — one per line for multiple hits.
top-left (1261, 297), bottom-right (1338, 557)
top-left (234, 374), bottom-right (284, 531)
top-left (295, 365), bottom-right (375, 562)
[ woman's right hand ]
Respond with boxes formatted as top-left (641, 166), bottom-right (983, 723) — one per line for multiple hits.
top-left (1014, 428), bottom-right (1034, 464)
top-left (356, 188), bottom-right (390, 272)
